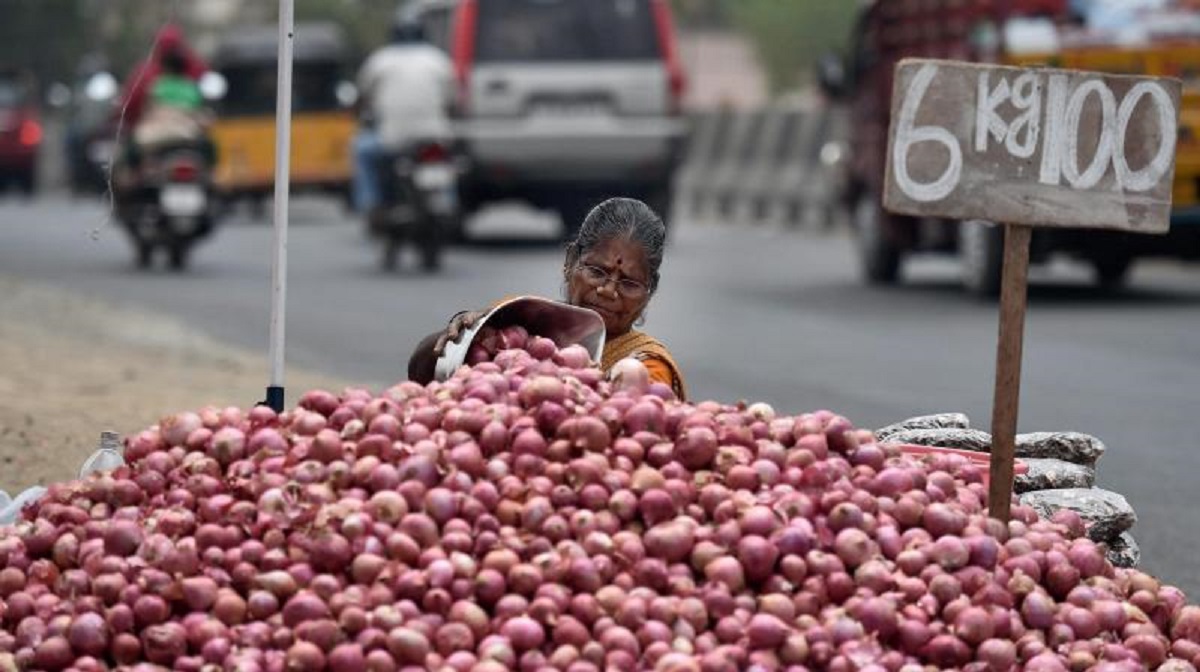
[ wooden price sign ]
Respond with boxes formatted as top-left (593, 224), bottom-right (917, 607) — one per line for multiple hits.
top-left (883, 58), bottom-right (1181, 521)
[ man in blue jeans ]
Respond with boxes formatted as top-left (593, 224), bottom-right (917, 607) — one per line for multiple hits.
top-left (352, 17), bottom-right (454, 216)
top-left (352, 127), bottom-right (384, 214)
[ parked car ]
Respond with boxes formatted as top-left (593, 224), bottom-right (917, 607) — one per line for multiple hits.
top-left (403, 0), bottom-right (688, 238)
top-left (0, 68), bottom-right (42, 195)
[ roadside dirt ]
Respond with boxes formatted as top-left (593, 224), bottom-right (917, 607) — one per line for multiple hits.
top-left (0, 277), bottom-right (353, 494)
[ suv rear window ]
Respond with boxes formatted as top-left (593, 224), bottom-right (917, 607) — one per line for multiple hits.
top-left (475, 0), bottom-right (660, 63)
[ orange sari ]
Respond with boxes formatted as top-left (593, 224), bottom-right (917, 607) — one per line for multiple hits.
top-left (601, 330), bottom-right (688, 401)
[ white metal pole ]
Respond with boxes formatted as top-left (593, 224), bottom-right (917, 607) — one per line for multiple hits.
top-left (266, 0), bottom-right (295, 412)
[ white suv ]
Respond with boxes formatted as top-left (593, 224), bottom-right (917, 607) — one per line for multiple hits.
top-left (404, 0), bottom-right (688, 237)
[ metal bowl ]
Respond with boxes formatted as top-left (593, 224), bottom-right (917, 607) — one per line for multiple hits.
top-left (434, 295), bottom-right (606, 382)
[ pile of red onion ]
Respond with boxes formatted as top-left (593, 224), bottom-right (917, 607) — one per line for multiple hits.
top-left (1, 325), bottom-right (1199, 671)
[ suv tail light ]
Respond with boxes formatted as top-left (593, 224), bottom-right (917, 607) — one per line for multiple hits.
top-left (651, 0), bottom-right (686, 115)
top-left (416, 143), bottom-right (450, 164)
top-left (168, 161), bottom-right (200, 182)
top-left (18, 119), bottom-right (42, 147)
top-left (451, 0), bottom-right (480, 114)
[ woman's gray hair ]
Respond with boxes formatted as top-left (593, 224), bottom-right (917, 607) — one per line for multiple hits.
top-left (564, 197), bottom-right (667, 293)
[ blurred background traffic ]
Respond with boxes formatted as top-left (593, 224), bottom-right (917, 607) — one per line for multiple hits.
top-left (2, 0), bottom-right (1200, 595)
top-left (5, 0), bottom-right (1200, 284)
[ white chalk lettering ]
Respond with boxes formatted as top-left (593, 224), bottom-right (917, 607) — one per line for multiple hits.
top-left (1006, 72), bottom-right (1042, 159)
top-left (894, 63), bottom-right (963, 202)
top-left (976, 72), bottom-right (1011, 153)
top-left (1039, 74), bottom-right (1070, 187)
top-left (1061, 79), bottom-right (1116, 190)
top-left (1114, 81), bottom-right (1176, 192)
top-left (894, 62), bottom-right (1176, 207)
top-left (974, 71), bottom-right (1042, 159)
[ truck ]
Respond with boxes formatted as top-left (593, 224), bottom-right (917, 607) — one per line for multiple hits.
top-left (822, 0), bottom-right (1200, 295)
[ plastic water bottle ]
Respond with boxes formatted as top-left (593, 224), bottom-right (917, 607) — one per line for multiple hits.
top-left (78, 431), bottom-right (125, 479)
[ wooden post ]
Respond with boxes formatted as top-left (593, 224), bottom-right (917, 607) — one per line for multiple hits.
top-left (987, 224), bottom-right (1032, 521)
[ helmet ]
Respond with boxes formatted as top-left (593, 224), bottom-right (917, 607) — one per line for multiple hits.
top-left (391, 6), bottom-right (427, 44)
top-left (392, 19), bottom-right (426, 43)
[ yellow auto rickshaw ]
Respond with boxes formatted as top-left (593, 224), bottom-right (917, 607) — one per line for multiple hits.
top-left (209, 22), bottom-right (357, 214)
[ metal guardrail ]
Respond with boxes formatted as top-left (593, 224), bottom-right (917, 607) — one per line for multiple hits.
top-left (672, 101), bottom-right (850, 230)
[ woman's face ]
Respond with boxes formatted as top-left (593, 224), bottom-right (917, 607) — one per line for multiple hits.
top-left (566, 236), bottom-right (652, 337)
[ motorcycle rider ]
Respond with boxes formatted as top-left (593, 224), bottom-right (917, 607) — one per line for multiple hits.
top-left (352, 15), bottom-right (455, 226)
top-left (133, 48), bottom-right (207, 144)
top-left (113, 26), bottom-right (210, 192)
top-left (117, 25), bottom-right (208, 129)
top-left (111, 40), bottom-right (218, 270)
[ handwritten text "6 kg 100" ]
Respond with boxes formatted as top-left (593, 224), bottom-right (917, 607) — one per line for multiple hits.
top-left (893, 62), bottom-right (1177, 204)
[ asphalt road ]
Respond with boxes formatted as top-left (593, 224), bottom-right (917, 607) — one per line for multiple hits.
top-left (2, 195), bottom-right (1199, 597)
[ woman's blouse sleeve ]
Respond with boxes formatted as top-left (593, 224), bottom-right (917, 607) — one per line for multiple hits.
top-left (641, 355), bottom-right (684, 400)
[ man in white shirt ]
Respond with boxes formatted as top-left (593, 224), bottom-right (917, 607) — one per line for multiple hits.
top-left (352, 18), bottom-right (455, 216)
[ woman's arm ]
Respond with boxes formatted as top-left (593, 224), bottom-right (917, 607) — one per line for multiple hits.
top-left (406, 310), bottom-right (488, 384)
top-left (407, 330), bottom-right (445, 384)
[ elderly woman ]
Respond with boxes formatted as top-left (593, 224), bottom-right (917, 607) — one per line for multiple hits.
top-left (408, 197), bottom-right (687, 399)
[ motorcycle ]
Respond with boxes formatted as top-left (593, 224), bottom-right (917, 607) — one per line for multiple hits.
top-left (110, 74), bottom-right (227, 270)
top-left (369, 140), bottom-right (460, 272)
top-left (115, 138), bottom-right (216, 270)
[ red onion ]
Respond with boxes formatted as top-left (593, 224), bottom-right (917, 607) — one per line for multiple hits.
top-left (501, 616), bottom-right (545, 652)
top-left (62, 613), bottom-right (106, 658)
top-left (181, 576), bottom-right (218, 612)
top-left (103, 520), bottom-right (143, 557)
top-left (141, 622), bottom-right (186, 664)
top-left (286, 640), bottom-right (327, 672)
top-left (674, 426), bottom-right (718, 470)
top-left (1126, 633), bottom-right (1168, 668)
top-left (833, 528), bottom-right (873, 568)
top-left (609, 358), bottom-right (650, 396)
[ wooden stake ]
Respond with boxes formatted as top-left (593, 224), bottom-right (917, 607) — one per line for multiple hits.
top-left (988, 223), bottom-right (1032, 522)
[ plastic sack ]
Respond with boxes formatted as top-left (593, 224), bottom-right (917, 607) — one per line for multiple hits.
top-left (0, 486), bottom-right (47, 526)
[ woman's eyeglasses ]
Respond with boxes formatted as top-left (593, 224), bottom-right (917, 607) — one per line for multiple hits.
top-left (577, 263), bottom-right (649, 299)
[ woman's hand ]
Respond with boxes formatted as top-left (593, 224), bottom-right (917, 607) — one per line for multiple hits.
top-left (432, 309), bottom-right (486, 356)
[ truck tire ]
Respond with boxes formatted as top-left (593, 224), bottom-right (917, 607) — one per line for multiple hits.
top-left (959, 219), bottom-right (1003, 297)
top-left (445, 211), bottom-right (469, 244)
top-left (1092, 255), bottom-right (1133, 289)
top-left (167, 244), bottom-right (189, 271)
top-left (418, 219), bottom-right (443, 272)
top-left (135, 242), bottom-right (154, 270)
top-left (420, 238), bottom-right (442, 272)
top-left (853, 192), bottom-right (901, 284)
top-left (381, 237), bottom-right (401, 272)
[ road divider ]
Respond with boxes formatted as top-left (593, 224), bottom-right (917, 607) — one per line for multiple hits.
top-left (672, 99), bottom-right (850, 230)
